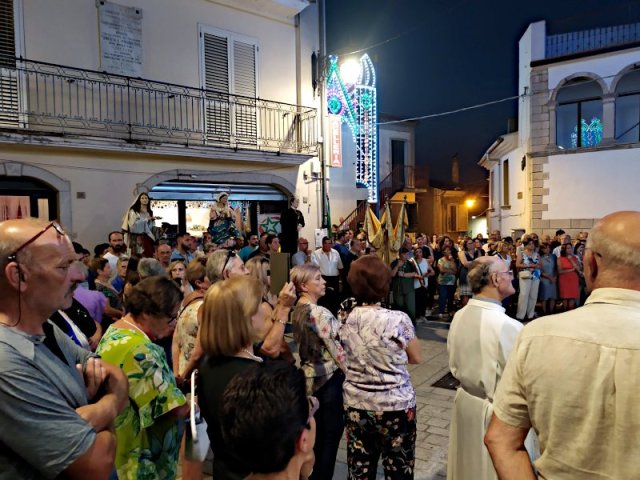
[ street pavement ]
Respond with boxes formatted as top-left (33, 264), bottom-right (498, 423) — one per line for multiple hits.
top-left (199, 320), bottom-right (454, 480)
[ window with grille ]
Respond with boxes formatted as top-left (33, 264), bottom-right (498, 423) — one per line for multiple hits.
top-left (199, 26), bottom-right (257, 146)
top-left (0, 0), bottom-right (18, 126)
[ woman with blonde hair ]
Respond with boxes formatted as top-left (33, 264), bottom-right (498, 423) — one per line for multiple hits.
top-left (168, 260), bottom-right (192, 294)
top-left (290, 263), bottom-right (345, 480)
top-left (198, 275), bottom-right (295, 480)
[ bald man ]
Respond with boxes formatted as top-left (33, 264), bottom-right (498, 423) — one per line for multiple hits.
top-left (447, 256), bottom-right (531, 480)
top-left (485, 211), bottom-right (640, 479)
top-left (0, 219), bottom-right (128, 479)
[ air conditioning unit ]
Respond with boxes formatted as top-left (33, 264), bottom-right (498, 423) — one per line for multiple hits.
top-left (310, 157), bottom-right (321, 175)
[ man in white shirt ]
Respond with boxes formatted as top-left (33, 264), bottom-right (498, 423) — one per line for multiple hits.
top-left (103, 231), bottom-right (126, 279)
top-left (311, 236), bottom-right (343, 315)
top-left (447, 256), bottom-right (533, 480)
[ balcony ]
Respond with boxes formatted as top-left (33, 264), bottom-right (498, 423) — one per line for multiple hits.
top-left (0, 59), bottom-right (317, 156)
top-left (545, 22), bottom-right (640, 59)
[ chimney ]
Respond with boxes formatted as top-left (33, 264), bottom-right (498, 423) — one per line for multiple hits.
top-left (507, 117), bottom-right (518, 133)
top-left (451, 154), bottom-right (460, 184)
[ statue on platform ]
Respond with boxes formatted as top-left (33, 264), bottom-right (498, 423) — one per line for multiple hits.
top-left (208, 191), bottom-right (241, 245)
top-left (121, 192), bottom-right (158, 257)
top-left (279, 196), bottom-right (305, 255)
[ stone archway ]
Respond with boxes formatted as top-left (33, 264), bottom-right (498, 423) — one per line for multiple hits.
top-left (0, 160), bottom-right (72, 230)
top-left (136, 168), bottom-right (296, 197)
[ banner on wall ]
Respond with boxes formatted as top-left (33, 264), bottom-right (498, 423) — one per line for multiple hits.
top-left (258, 214), bottom-right (281, 235)
top-left (329, 115), bottom-right (342, 168)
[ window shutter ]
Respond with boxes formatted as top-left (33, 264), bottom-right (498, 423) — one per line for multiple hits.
top-left (203, 33), bottom-right (229, 94)
top-left (203, 32), bottom-right (230, 141)
top-left (0, 0), bottom-right (17, 126)
top-left (233, 40), bottom-right (256, 143)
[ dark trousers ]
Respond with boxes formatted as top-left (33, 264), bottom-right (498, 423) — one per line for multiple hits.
top-left (415, 286), bottom-right (428, 318)
top-left (345, 407), bottom-right (417, 480)
top-left (319, 275), bottom-right (340, 317)
top-left (311, 371), bottom-right (345, 480)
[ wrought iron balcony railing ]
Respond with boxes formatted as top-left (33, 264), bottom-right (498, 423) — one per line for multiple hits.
top-left (0, 58), bottom-right (317, 154)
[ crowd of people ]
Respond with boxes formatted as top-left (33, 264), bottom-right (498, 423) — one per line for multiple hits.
top-left (2, 205), bottom-right (638, 480)
top-left (0, 214), bottom-right (424, 480)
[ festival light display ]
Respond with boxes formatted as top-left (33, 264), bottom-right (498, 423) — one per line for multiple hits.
top-left (326, 54), bottom-right (378, 204)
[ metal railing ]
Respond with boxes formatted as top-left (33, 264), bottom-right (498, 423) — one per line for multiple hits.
top-left (0, 58), bottom-right (317, 154)
top-left (378, 165), bottom-right (416, 208)
top-left (546, 23), bottom-right (640, 59)
top-left (337, 199), bottom-right (370, 233)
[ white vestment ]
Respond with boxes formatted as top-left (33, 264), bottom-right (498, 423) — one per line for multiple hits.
top-left (447, 297), bottom-right (537, 480)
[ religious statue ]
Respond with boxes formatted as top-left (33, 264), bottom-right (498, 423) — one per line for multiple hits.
top-left (208, 191), bottom-right (241, 245)
top-left (279, 196), bottom-right (305, 254)
top-left (121, 192), bottom-right (158, 257)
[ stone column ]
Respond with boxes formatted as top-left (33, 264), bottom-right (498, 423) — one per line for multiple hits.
top-left (600, 94), bottom-right (615, 145)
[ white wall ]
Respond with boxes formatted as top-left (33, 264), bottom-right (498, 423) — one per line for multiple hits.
top-left (21, 0), bottom-right (301, 105)
top-left (518, 20), bottom-right (545, 151)
top-left (326, 123), bottom-right (369, 225)
top-left (378, 123), bottom-right (415, 182)
top-left (547, 47), bottom-right (640, 94)
top-left (486, 145), bottom-right (528, 236)
top-left (545, 149), bottom-right (640, 219)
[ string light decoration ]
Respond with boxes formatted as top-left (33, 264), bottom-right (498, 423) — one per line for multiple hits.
top-left (571, 117), bottom-right (603, 148)
top-left (326, 54), bottom-right (378, 204)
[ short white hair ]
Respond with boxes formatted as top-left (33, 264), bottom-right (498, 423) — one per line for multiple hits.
top-left (587, 223), bottom-right (640, 272)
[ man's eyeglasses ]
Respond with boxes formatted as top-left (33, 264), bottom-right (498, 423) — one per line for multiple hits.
top-left (7, 222), bottom-right (65, 262)
top-left (306, 396), bottom-right (319, 429)
top-left (496, 270), bottom-right (514, 277)
top-left (222, 249), bottom-right (237, 272)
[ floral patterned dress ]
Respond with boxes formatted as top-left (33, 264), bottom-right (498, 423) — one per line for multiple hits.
top-left (96, 326), bottom-right (186, 480)
top-left (339, 305), bottom-right (418, 480)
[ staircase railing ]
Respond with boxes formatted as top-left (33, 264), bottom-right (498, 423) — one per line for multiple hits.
top-left (337, 199), bottom-right (369, 233)
top-left (379, 165), bottom-right (415, 209)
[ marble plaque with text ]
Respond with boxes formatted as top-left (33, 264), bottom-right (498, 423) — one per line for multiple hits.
top-left (98, 1), bottom-right (143, 77)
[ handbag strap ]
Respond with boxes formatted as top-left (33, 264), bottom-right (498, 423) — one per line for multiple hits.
top-left (190, 370), bottom-right (198, 441)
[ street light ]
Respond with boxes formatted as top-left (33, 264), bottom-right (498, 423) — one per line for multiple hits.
top-left (465, 198), bottom-right (476, 209)
top-left (340, 58), bottom-right (360, 85)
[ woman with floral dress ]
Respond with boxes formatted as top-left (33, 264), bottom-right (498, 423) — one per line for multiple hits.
top-left (96, 276), bottom-right (187, 480)
top-left (291, 264), bottom-right (345, 480)
top-left (340, 255), bottom-right (423, 480)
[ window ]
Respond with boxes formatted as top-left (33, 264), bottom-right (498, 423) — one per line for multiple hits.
top-left (447, 204), bottom-right (468, 233)
top-left (199, 25), bottom-right (258, 145)
top-left (0, 0), bottom-right (17, 126)
top-left (556, 77), bottom-right (603, 149)
top-left (615, 69), bottom-right (640, 144)
top-left (502, 159), bottom-right (509, 206)
top-left (391, 139), bottom-right (406, 187)
top-left (489, 170), bottom-right (495, 210)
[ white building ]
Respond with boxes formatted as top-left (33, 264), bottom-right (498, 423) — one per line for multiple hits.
top-left (480, 20), bottom-right (640, 238)
top-left (0, 0), bottom-right (329, 247)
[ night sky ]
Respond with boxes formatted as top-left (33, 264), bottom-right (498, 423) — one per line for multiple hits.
top-left (326, 0), bottom-right (640, 188)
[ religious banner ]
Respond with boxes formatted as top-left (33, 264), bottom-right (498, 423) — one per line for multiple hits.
top-left (329, 115), bottom-right (342, 168)
top-left (258, 213), bottom-right (281, 235)
top-left (98, 1), bottom-right (143, 77)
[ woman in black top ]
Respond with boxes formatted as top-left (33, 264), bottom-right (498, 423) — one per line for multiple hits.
top-left (198, 275), bottom-right (295, 480)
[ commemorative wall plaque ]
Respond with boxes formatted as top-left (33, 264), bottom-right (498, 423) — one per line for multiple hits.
top-left (98, 1), bottom-right (143, 77)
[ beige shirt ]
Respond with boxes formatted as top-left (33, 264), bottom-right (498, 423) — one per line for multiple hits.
top-left (493, 288), bottom-right (640, 479)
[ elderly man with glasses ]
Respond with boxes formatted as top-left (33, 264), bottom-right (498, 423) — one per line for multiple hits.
top-left (0, 218), bottom-right (128, 479)
top-left (447, 256), bottom-right (536, 480)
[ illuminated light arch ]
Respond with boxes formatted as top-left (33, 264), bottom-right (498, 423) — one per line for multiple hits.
top-left (326, 54), bottom-right (378, 204)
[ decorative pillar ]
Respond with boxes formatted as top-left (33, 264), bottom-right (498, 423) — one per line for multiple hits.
top-left (601, 94), bottom-right (616, 145)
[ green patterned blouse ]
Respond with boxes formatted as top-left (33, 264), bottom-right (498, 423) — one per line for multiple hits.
top-left (97, 325), bottom-right (186, 480)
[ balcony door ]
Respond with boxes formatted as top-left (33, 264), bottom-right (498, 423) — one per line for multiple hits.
top-left (199, 25), bottom-right (258, 147)
top-left (0, 0), bottom-right (18, 127)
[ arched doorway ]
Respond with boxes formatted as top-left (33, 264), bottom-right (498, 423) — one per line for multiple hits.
top-left (0, 161), bottom-right (71, 228)
top-left (0, 176), bottom-right (58, 221)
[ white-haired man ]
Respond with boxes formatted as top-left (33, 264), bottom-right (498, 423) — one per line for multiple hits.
top-left (485, 211), bottom-right (640, 478)
top-left (447, 256), bottom-right (536, 479)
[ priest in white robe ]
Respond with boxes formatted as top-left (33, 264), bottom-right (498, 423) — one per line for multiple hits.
top-left (447, 256), bottom-right (537, 480)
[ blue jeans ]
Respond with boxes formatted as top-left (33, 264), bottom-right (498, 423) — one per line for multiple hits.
top-left (438, 284), bottom-right (455, 314)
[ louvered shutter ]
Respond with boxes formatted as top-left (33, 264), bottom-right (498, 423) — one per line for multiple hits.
top-left (0, 0), bottom-right (18, 126)
top-left (233, 40), bottom-right (257, 143)
top-left (203, 32), bottom-right (230, 142)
